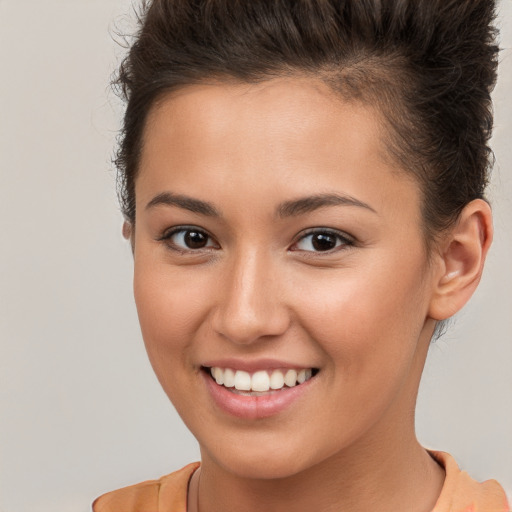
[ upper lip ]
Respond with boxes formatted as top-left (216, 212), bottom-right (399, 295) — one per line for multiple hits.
top-left (201, 358), bottom-right (317, 373)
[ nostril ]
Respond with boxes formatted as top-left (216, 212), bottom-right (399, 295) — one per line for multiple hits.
top-left (212, 310), bottom-right (292, 345)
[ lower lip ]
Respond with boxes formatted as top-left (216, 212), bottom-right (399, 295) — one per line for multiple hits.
top-left (202, 371), bottom-right (315, 420)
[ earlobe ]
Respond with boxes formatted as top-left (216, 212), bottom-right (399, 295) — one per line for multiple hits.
top-left (428, 199), bottom-right (493, 321)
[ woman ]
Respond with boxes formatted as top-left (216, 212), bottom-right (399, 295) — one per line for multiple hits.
top-left (94, 0), bottom-right (510, 510)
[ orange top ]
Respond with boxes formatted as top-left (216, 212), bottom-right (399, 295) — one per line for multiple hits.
top-left (92, 453), bottom-right (509, 512)
top-left (429, 452), bottom-right (509, 512)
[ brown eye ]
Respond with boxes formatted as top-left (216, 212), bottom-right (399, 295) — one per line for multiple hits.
top-left (310, 233), bottom-right (338, 251)
top-left (184, 230), bottom-right (208, 249)
top-left (292, 230), bottom-right (353, 253)
top-left (162, 227), bottom-right (218, 251)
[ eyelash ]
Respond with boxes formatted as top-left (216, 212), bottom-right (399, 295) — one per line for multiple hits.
top-left (158, 226), bottom-right (355, 254)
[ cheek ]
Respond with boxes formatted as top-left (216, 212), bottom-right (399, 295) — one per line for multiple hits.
top-left (291, 257), bottom-right (431, 382)
top-left (133, 256), bottom-right (210, 375)
top-left (132, 260), bottom-right (214, 429)
top-left (133, 243), bottom-right (213, 327)
top-left (286, 263), bottom-right (431, 449)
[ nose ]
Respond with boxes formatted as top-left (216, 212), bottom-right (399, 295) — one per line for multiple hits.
top-left (211, 248), bottom-right (291, 345)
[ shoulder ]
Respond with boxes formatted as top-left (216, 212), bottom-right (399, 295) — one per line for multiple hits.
top-left (92, 462), bottom-right (200, 512)
top-left (430, 451), bottom-right (510, 512)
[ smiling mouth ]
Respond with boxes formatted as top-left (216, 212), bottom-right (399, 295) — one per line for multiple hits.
top-left (202, 366), bottom-right (319, 396)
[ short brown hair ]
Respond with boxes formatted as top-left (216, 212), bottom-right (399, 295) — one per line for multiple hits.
top-left (114, 0), bottom-right (499, 243)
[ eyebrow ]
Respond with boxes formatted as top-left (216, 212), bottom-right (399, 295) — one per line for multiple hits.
top-left (145, 191), bottom-right (376, 218)
top-left (145, 192), bottom-right (220, 217)
top-left (277, 193), bottom-right (376, 218)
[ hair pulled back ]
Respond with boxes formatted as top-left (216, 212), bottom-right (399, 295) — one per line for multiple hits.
top-left (114, 0), bottom-right (499, 242)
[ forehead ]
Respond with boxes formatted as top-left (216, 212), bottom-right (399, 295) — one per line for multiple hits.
top-left (137, 77), bottom-right (420, 222)
top-left (143, 78), bottom-right (388, 163)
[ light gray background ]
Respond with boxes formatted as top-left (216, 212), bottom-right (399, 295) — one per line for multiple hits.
top-left (0, 1), bottom-right (510, 511)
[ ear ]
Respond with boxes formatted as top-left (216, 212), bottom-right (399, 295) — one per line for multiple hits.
top-left (122, 221), bottom-right (132, 240)
top-left (122, 221), bottom-right (136, 254)
top-left (428, 199), bottom-right (493, 321)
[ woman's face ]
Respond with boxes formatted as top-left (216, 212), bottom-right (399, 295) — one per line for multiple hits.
top-left (133, 78), bottom-right (439, 479)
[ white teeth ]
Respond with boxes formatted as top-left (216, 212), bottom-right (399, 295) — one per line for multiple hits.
top-left (209, 366), bottom-right (315, 392)
top-left (223, 368), bottom-right (235, 388)
top-left (234, 370), bottom-right (252, 391)
top-left (251, 371), bottom-right (270, 392)
top-left (284, 369), bottom-right (298, 387)
top-left (269, 370), bottom-right (285, 390)
top-left (213, 367), bottom-right (223, 385)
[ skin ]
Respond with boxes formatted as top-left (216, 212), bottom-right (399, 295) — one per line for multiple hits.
top-left (129, 78), bottom-right (492, 512)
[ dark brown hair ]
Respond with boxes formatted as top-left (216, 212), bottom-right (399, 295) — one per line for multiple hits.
top-left (114, 0), bottom-right (499, 242)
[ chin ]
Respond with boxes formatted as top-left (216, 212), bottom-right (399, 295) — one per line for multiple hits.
top-left (199, 433), bottom-right (335, 481)
top-left (220, 453), bottom-right (312, 480)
